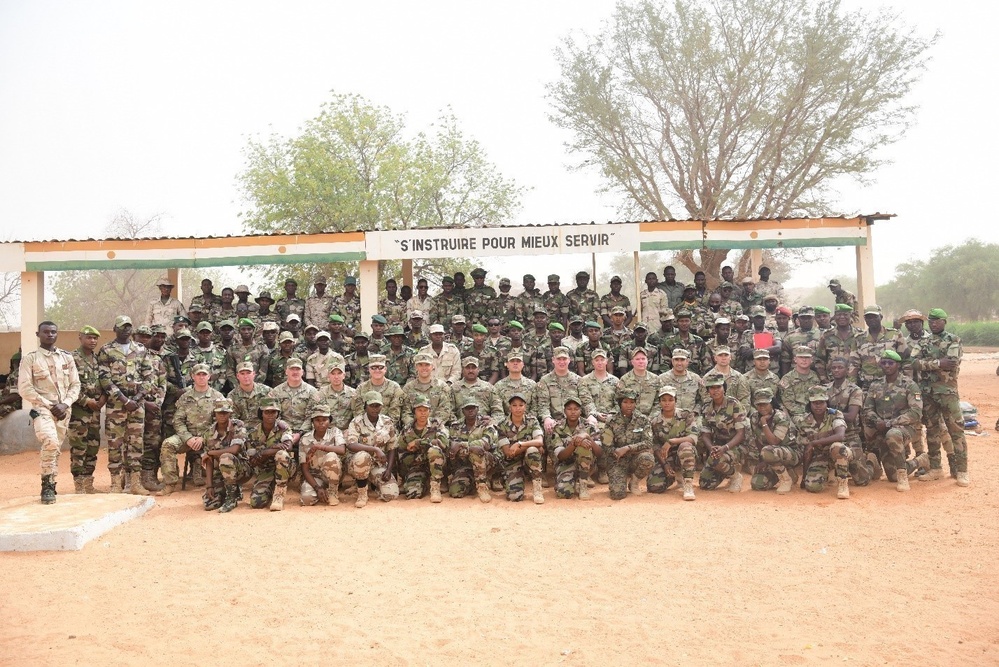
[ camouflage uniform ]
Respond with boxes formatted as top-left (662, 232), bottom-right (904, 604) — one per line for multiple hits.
top-left (352, 379), bottom-right (406, 428)
top-left (647, 408), bottom-right (699, 492)
top-left (745, 408), bottom-right (799, 490)
top-left (397, 418), bottom-right (450, 499)
top-left (0, 357), bottom-right (21, 421)
top-left (852, 327), bottom-right (908, 389)
top-left (550, 418), bottom-right (601, 498)
top-left (542, 290), bottom-right (571, 326)
top-left (658, 369), bottom-right (703, 413)
top-left (141, 349), bottom-right (168, 477)
top-left (265, 351), bottom-right (295, 388)
top-left (304, 350), bottom-right (344, 388)
top-left (451, 379), bottom-right (504, 422)
top-left (298, 426), bottom-right (345, 505)
top-left (515, 289), bottom-right (545, 326)
top-left (601, 326), bottom-right (632, 353)
top-left (192, 343), bottom-right (227, 392)
top-left (778, 369), bottom-right (822, 418)
top-left (661, 332), bottom-right (706, 375)
top-left (160, 386), bottom-right (225, 485)
top-left (493, 376), bottom-right (538, 419)
top-left (268, 382), bottom-right (319, 433)
top-left (464, 286), bottom-right (497, 326)
top-left (743, 369), bottom-right (780, 405)
top-left (578, 372), bottom-right (619, 420)
top-left (797, 408), bottom-right (856, 493)
top-left (145, 297), bottom-right (186, 328)
top-left (190, 293), bottom-right (222, 313)
top-left (494, 416), bottom-right (544, 501)
top-left (157, 348), bottom-right (186, 440)
top-left (402, 378), bottom-right (454, 425)
top-left (404, 329), bottom-right (429, 352)
top-left (535, 371), bottom-right (582, 424)
top-left (346, 412), bottom-right (400, 501)
top-left (227, 381), bottom-right (271, 432)
top-left (701, 368), bottom-right (750, 409)
top-left (345, 349), bottom-right (371, 388)
top-left (383, 347), bottom-right (416, 387)
top-left (493, 294), bottom-right (518, 326)
top-left (616, 370), bottom-right (662, 417)
top-left (614, 339), bottom-right (662, 376)
top-left (909, 329), bottom-right (967, 474)
top-left (601, 410), bottom-right (655, 500)
top-left (226, 339), bottom-right (269, 387)
top-left (429, 293), bottom-right (464, 329)
top-left (446, 414), bottom-right (498, 498)
top-left (304, 294), bottom-right (333, 330)
top-left (698, 396), bottom-right (748, 490)
top-left (459, 342), bottom-right (501, 382)
top-left (566, 287), bottom-right (600, 322)
top-left (779, 327), bottom-right (821, 372)
top-left (815, 327), bottom-right (863, 381)
top-left (522, 328), bottom-right (549, 350)
top-left (599, 293), bottom-right (631, 323)
top-left (418, 343), bottom-right (462, 385)
top-left (314, 383), bottom-right (358, 431)
top-left (243, 419), bottom-right (296, 508)
top-left (97, 340), bottom-right (156, 476)
top-left (69, 348), bottom-right (103, 479)
top-left (201, 416), bottom-right (251, 509)
top-left (378, 296), bottom-right (407, 327)
top-left (825, 379), bottom-right (871, 485)
top-left (332, 294), bottom-right (362, 333)
top-left (573, 341), bottom-right (613, 376)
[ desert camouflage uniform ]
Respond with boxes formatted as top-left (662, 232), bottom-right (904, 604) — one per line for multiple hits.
top-left (160, 386), bottom-right (225, 485)
top-left (698, 396), bottom-right (748, 490)
top-left (658, 369), bottom-right (704, 413)
top-left (18, 347), bottom-right (81, 478)
top-left (268, 382), bottom-right (319, 433)
top-left (647, 408), bottom-right (699, 492)
top-left (201, 417), bottom-right (251, 509)
top-left (418, 343), bottom-right (462, 385)
top-left (406, 294), bottom-right (434, 322)
top-left (745, 409), bottom-right (799, 491)
top-left (298, 426), bottom-right (345, 505)
top-left (397, 419), bottom-right (449, 499)
top-left (639, 288), bottom-right (670, 329)
top-left (616, 370), bottom-right (662, 417)
top-left (305, 349), bottom-right (344, 388)
top-left (345, 412), bottom-right (400, 501)
top-left (601, 410), bottom-right (655, 500)
top-left (314, 384), bottom-right (358, 431)
top-left (615, 340), bottom-right (662, 377)
top-left (797, 408), bottom-right (856, 492)
top-left (778, 369), bottom-right (822, 418)
top-left (907, 330), bottom-right (964, 473)
top-left (445, 414), bottom-right (498, 498)
top-left (304, 294), bottom-right (333, 330)
top-left (97, 340), bottom-right (156, 476)
top-left (566, 287), bottom-right (600, 322)
top-left (145, 297), bottom-right (186, 328)
top-left (244, 419), bottom-right (295, 508)
top-left (451, 379), bottom-right (504, 422)
top-left (402, 378), bottom-right (453, 425)
top-left (493, 376), bottom-right (538, 419)
top-left (825, 378), bottom-right (872, 485)
top-left (227, 381), bottom-right (270, 432)
top-left (69, 348), bottom-right (103, 478)
top-left (550, 419), bottom-right (600, 498)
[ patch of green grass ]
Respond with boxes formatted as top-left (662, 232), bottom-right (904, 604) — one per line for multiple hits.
top-left (947, 322), bottom-right (999, 347)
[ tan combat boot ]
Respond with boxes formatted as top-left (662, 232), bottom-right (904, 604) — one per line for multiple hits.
top-left (355, 485), bottom-right (369, 508)
top-left (919, 468), bottom-right (944, 481)
top-left (157, 483), bottom-right (177, 496)
top-left (73, 477), bottom-right (85, 494)
top-left (82, 476), bottom-right (96, 494)
top-left (837, 477), bottom-right (850, 499)
top-left (327, 486), bottom-right (340, 506)
top-left (727, 466), bottom-right (743, 493)
top-left (532, 478), bottom-right (545, 505)
top-left (476, 482), bottom-right (492, 503)
top-left (896, 469), bottom-right (910, 492)
top-left (270, 485), bottom-right (286, 511)
top-left (775, 469), bottom-right (793, 495)
top-left (630, 475), bottom-right (647, 496)
top-left (956, 471), bottom-right (970, 487)
top-left (682, 476), bottom-right (695, 501)
top-left (913, 453), bottom-right (930, 474)
top-left (109, 473), bottom-right (123, 494)
top-left (129, 472), bottom-right (149, 495)
top-left (429, 480), bottom-right (442, 503)
top-left (577, 478), bottom-right (591, 501)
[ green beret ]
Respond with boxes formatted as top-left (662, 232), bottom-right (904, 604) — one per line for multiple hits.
top-left (328, 314), bottom-right (345, 323)
top-left (80, 325), bottom-right (101, 337)
top-left (882, 350), bottom-right (902, 362)
top-left (833, 304), bottom-right (853, 313)
top-left (371, 314), bottom-right (388, 325)
top-left (238, 317), bottom-right (256, 328)
top-left (584, 320), bottom-right (601, 329)
top-left (928, 308), bottom-right (948, 320)
top-left (813, 305), bottom-right (831, 314)
top-left (508, 320), bottom-right (525, 330)
top-left (471, 323), bottom-right (488, 334)
top-left (548, 322), bottom-right (565, 332)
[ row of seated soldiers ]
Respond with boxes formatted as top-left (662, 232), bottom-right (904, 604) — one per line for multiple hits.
top-left (60, 297), bottom-right (967, 509)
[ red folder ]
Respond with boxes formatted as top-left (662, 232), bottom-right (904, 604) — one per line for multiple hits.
top-left (753, 332), bottom-right (775, 349)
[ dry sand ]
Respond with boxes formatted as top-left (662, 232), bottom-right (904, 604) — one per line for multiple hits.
top-left (1, 357), bottom-right (998, 666)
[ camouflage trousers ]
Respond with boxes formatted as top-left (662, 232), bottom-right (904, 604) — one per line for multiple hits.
top-left (32, 410), bottom-right (69, 477)
top-left (864, 425), bottom-right (918, 481)
top-left (300, 452), bottom-right (343, 506)
top-left (349, 451), bottom-right (400, 501)
top-left (699, 445), bottom-right (744, 490)
top-left (249, 450), bottom-right (299, 509)
top-left (447, 449), bottom-right (498, 498)
top-left (203, 453), bottom-right (252, 509)
top-left (68, 408), bottom-right (101, 477)
top-left (648, 442), bottom-right (697, 493)
top-left (552, 445), bottom-right (596, 499)
top-left (397, 445), bottom-right (446, 499)
top-left (105, 402), bottom-right (144, 475)
top-left (803, 443), bottom-right (858, 493)
top-left (605, 450), bottom-right (655, 500)
top-left (496, 447), bottom-right (543, 502)
top-left (747, 444), bottom-right (801, 491)
top-left (923, 392), bottom-right (968, 473)
top-left (159, 434), bottom-right (192, 486)
top-left (141, 409), bottom-right (163, 472)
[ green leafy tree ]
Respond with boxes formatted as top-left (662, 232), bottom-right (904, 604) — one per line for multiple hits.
top-left (238, 93), bottom-right (524, 292)
top-left (549, 0), bottom-right (936, 285)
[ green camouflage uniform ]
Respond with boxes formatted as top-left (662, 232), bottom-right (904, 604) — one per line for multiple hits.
top-left (451, 379), bottom-right (504, 422)
top-left (777, 369), bottom-right (822, 418)
top-left (493, 376), bottom-right (538, 419)
top-left (494, 295), bottom-right (518, 326)
top-left (378, 297), bottom-right (407, 327)
top-left (402, 378), bottom-right (454, 425)
top-left (566, 287), bottom-right (600, 322)
top-left (383, 347), bottom-right (416, 387)
top-left (851, 327), bottom-right (909, 389)
top-left (648, 409), bottom-right (699, 492)
top-left (141, 351), bottom-right (168, 474)
top-left (397, 419), bottom-right (449, 499)
top-left (446, 415), bottom-right (498, 498)
top-left (225, 340), bottom-right (269, 387)
top-left (543, 290), bottom-right (571, 326)
top-left (69, 348), bottom-right (103, 478)
top-left (745, 409), bottom-right (799, 490)
top-left (601, 411), bottom-right (655, 500)
top-left (429, 293), bottom-right (464, 329)
top-left (201, 417), bottom-right (251, 509)
top-left (815, 327), bottom-right (863, 381)
top-left (825, 379), bottom-right (871, 485)
top-left (459, 342), bottom-right (501, 382)
top-left (404, 330), bottom-right (429, 351)
top-left (797, 408), bottom-right (856, 492)
top-left (909, 330), bottom-right (966, 473)
top-left (97, 340), bottom-right (156, 476)
top-left (265, 351), bottom-right (294, 387)
top-left (192, 343), bottom-right (227, 392)
top-left (244, 419), bottom-right (296, 508)
top-left (616, 370), bottom-right (662, 417)
top-left (515, 289), bottom-right (545, 326)
top-left (160, 386), bottom-right (225, 485)
top-left (494, 416), bottom-right (545, 501)
top-left (464, 286), bottom-right (497, 326)
top-left (614, 339), bottom-right (661, 376)
top-left (550, 419), bottom-right (601, 498)
top-left (779, 328), bottom-right (821, 372)
top-left (227, 381), bottom-right (271, 433)
top-left (332, 294), bottom-right (362, 333)
top-left (599, 293), bottom-right (631, 323)
top-left (743, 369), bottom-right (780, 406)
top-left (698, 396), bottom-right (748, 490)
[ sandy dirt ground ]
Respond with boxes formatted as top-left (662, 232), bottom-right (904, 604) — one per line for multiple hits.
top-left (1, 356), bottom-right (998, 666)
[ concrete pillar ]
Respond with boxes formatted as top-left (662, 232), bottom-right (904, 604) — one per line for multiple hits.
top-left (167, 267), bottom-right (182, 304)
top-left (359, 260), bottom-right (379, 335)
top-left (750, 249), bottom-right (763, 277)
top-left (19, 271), bottom-right (44, 354)
top-left (855, 224), bottom-right (876, 311)
top-left (401, 259), bottom-right (414, 289)
top-left (633, 251), bottom-right (642, 324)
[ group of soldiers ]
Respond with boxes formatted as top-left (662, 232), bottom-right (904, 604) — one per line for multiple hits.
top-left (14, 263), bottom-right (971, 510)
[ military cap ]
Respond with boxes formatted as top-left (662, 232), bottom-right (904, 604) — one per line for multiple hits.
top-left (283, 277), bottom-right (298, 286)
top-left (834, 304), bottom-right (853, 313)
top-left (156, 275), bottom-right (174, 287)
top-left (576, 270), bottom-right (590, 279)
top-left (807, 385), bottom-right (828, 402)
top-left (461, 397), bottom-right (480, 409)
top-left (114, 315), bottom-right (133, 328)
top-left (313, 275), bottom-right (327, 285)
top-left (310, 405), bottom-right (332, 419)
top-left (735, 314), bottom-right (749, 322)
top-left (508, 392), bottom-right (530, 404)
top-left (753, 388), bottom-right (775, 404)
top-left (547, 274), bottom-right (561, 282)
top-left (813, 306), bottom-right (831, 315)
top-left (590, 348), bottom-right (608, 359)
top-left (214, 319), bottom-right (234, 331)
top-left (414, 353), bottom-right (435, 365)
top-left (882, 350), bottom-right (903, 362)
top-left (261, 321), bottom-right (280, 332)
top-left (258, 397), bottom-right (281, 414)
top-left (798, 306), bottom-right (815, 317)
top-left (776, 306), bottom-right (792, 316)
top-left (793, 345), bottom-right (813, 357)
top-left (569, 315), bottom-right (584, 325)
top-left (255, 291), bottom-right (274, 304)
top-left (471, 323), bottom-right (488, 334)
top-left (657, 385), bottom-right (678, 398)
top-left (720, 281), bottom-right (734, 289)
top-left (135, 325), bottom-right (152, 336)
top-left (828, 279), bottom-right (841, 287)
top-left (463, 356), bottom-right (480, 367)
top-left (191, 363), bottom-right (211, 375)
top-left (150, 325), bottom-right (167, 335)
top-left (409, 310), bottom-right (424, 320)
top-left (713, 345), bottom-right (732, 355)
top-left (610, 306), bottom-right (627, 315)
top-left (553, 346), bottom-right (572, 359)
top-left (360, 390), bottom-right (382, 406)
top-left (441, 276), bottom-right (455, 284)
top-left (451, 314), bottom-right (467, 325)
top-left (507, 320), bottom-right (524, 331)
top-left (174, 315), bottom-right (192, 325)
top-left (236, 359), bottom-right (255, 373)
top-left (753, 348), bottom-right (771, 360)
top-left (277, 331), bottom-right (295, 343)
top-left (315, 330), bottom-right (332, 340)
top-left (629, 346), bottom-right (649, 359)
top-left (741, 276), bottom-right (754, 285)
top-left (714, 317), bottom-right (731, 326)
top-left (675, 309), bottom-right (693, 319)
top-left (615, 387), bottom-right (639, 402)
top-left (704, 374), bottom-right (726, 388)
top-left (188, 303), bottom-right (203, 313)
top-left (548, 322), bottom-right (565, 332)
top-left (506, 351), bottom-right (524, 362)
top-left (533, 305), bottom-right (547, 315)
top-left (80, 325), bottom-right (101, 337)
top-left (411, 394), bottom-right (431, 409)
top-left (367, 354), bottom-right (387, 367)
top-left (423, 324), bottom-right (443, 335)
top-left (175, 328), bottom-right (193, 339)
top-left (285, 357), bottom-right (304, 369)
top-left (344, 276), bottom-right (357, 286)
top-left (864, 305), bottom-right (884, 315)
top-left (386, 325), bottom-right (404, 336)
top-left (633, 321), bottom-right (649, 331)
top-left (371, 314), bottom-right (388, 325)
top-left (328, 313), bottom-right (346, 323)
top-left (671, 348), bottom-right (690, 359)
top-left (234, 284), bottom-right (250, 294)
top-left (213, 398), bottom-right (235, 413)
top-left (498, 277), bottom-right (511, 287)
top-left (282, 314), bottom-right (300, 325)
top-left (328, 357), bottom-right (347, 372)
top-left (195, 322), bottom-right (214, 333)
top-left (470, 268), bottom-right (486, 278)
top-left (304, 323), bottom-right (320, 332)
top-left (899, 309), bottom-right (925, 322)
top-left (682, 285), bottom-right (697, 293)
top-left (928, 308), bottom-right (948, 320)
top-left (662, 308), bottom-right (675, 320)
top-left (610, 275), bottom-right (623, 283)
top-left (523, 274), bottom-right (536, 281)
top-left (563, 395), bottom-right (583, 408)
top-left (352, 330), bottom-right (370, 340)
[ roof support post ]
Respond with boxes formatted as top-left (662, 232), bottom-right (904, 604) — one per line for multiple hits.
top-left (749, 249), bottom-right (763, 278)
top-left (401, 259), bottom-right (414, 290)
top-left (359, 260), bottom-right (379, 335)
top-left (855, 224), bottom-right (876, 311)
top-left (633, 251), bottom-right (642, 324)
top-left (20, 271), bottom-right (44, 354)
top-left (167, 268), bottom-right (182, 304)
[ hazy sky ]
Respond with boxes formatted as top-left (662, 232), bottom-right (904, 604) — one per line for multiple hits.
top-left (1, 0), bottom-right (995, 290)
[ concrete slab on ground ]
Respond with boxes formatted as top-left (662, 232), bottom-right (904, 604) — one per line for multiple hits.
top-left (0, 494), bottom-right (154, 552)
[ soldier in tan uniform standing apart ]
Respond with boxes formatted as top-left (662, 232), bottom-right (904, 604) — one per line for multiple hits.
top-left (19, 321), bottom-right (81, 504)
top-left (146, 275), bottom-right (187, 328)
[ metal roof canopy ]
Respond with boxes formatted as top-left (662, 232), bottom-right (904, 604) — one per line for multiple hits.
top-left (3, 214), bottom-right (892, 353)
